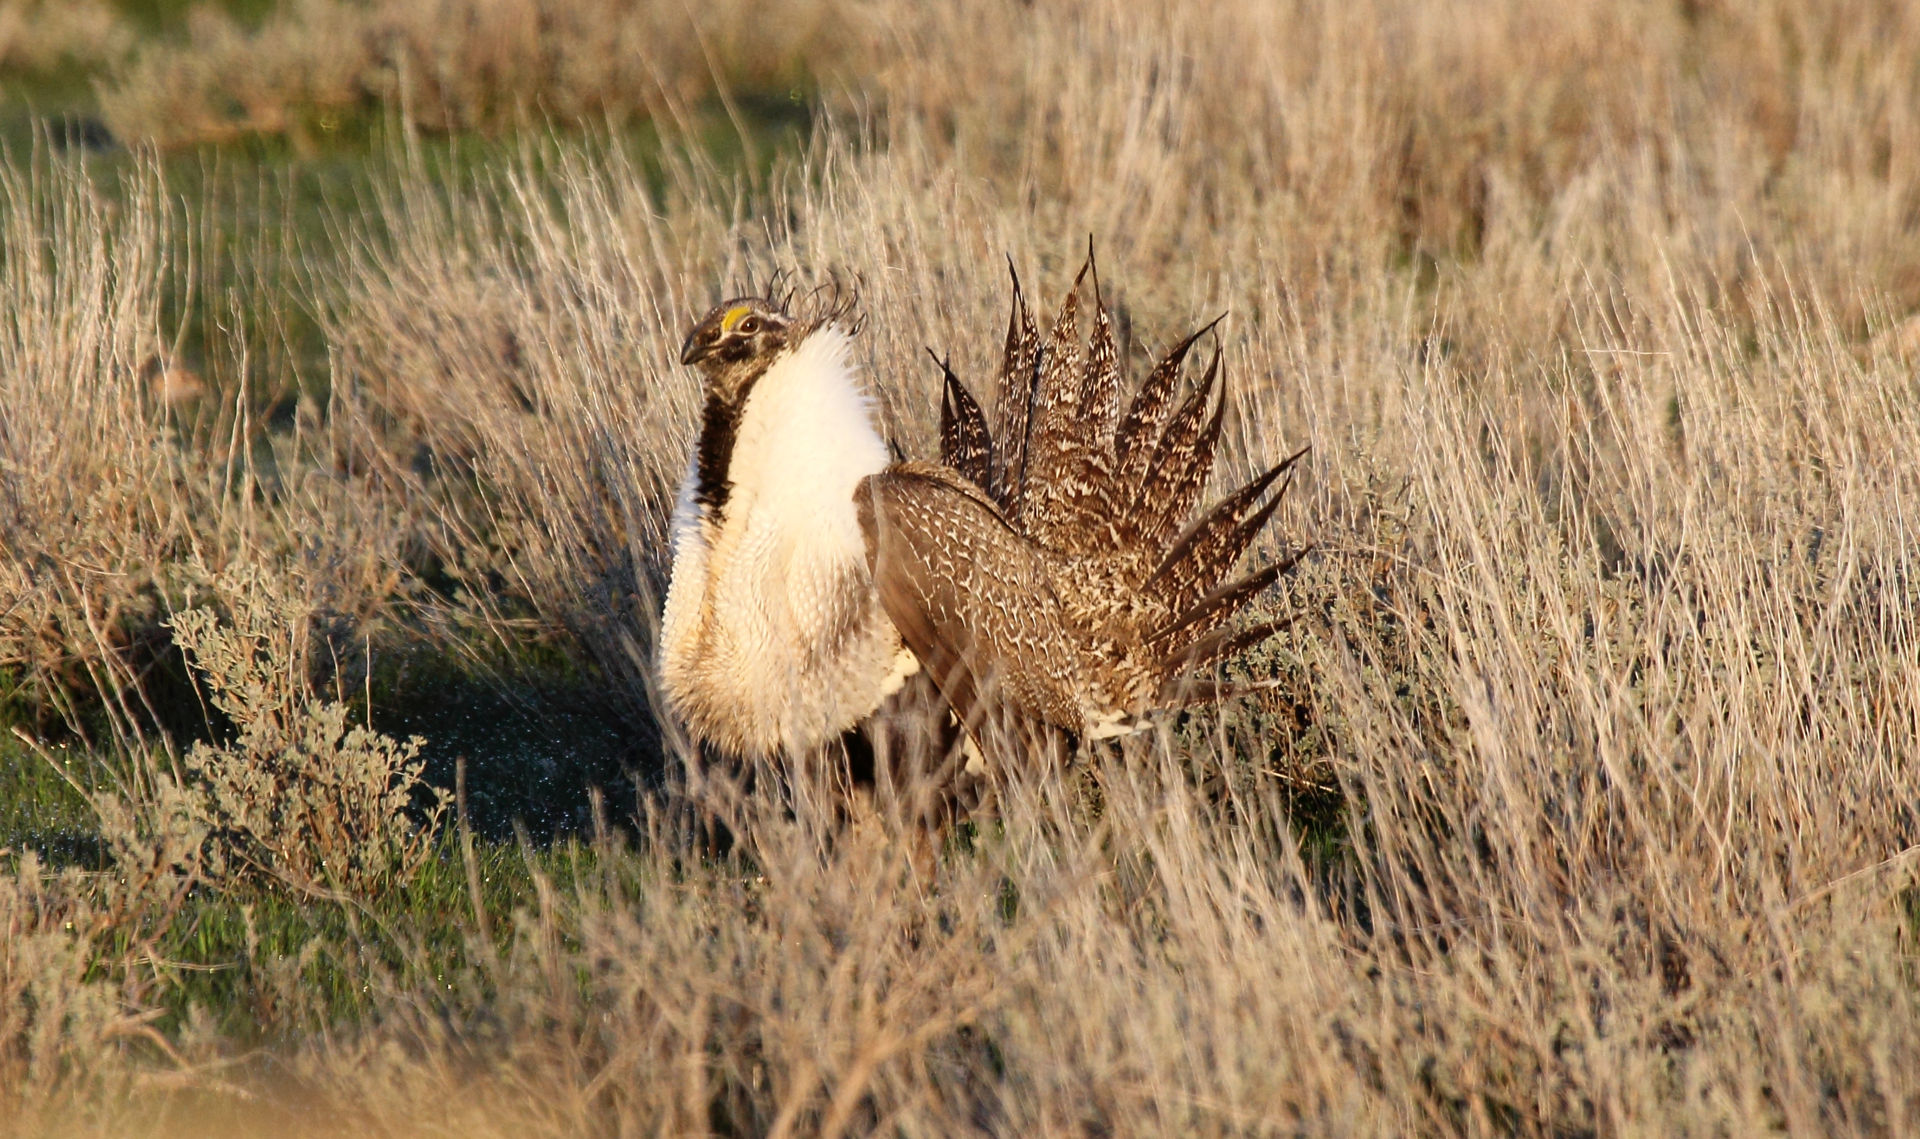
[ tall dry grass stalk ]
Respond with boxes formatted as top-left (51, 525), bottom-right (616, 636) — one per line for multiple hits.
top-left (5, 0), bottom-right (1920, 1133)
top-left (0, 154), bottom-right (194, 747)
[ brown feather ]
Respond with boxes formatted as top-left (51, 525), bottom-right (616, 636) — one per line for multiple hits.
top-left (1128, 348), bottom-right (1225, 548)
top-left (1145, 445), bottom-right (1309, 613)
top-left (858, 259), bottom-right (1309, 772)
top-left (935, 350), bottom-right (993, 489)
top-left (1157, 614), bottom-right (1296, 682)
top-left (990, 260), bottom-right (1041, 517)
top-left (1019, 270), bottom-right (1085, 538)
top-left (1113, 315), bottom-right (1223, 484)
top-left (1149, 544), bottom-right (1312, 648)
top-left (1080, 262), bottom-right (1122, 441)
top-left (1155, 675), bottom-right (1289, 709)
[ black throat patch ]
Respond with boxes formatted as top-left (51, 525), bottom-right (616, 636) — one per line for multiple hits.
top-left (694, 390), bottom-right (744, 521)
top-left (692, 352), bottom-right (781, 522)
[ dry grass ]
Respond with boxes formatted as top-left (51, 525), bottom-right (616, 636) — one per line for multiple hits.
top-left (5, 0), bottom-right (1920, 1134)
top-left (0, 154), bottom-right (198, 743)
top-left (0, 0), bottom-right (130, 75)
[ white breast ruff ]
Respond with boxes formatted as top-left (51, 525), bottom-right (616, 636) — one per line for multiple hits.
top-left (658, 327), bottom-right (902, 756)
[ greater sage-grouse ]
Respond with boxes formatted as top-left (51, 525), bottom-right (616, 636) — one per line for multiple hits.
top-left (659, 255), bottom-right (1305, 801)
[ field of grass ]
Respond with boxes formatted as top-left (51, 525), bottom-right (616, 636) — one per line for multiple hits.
top-left (5, 0), bottom-right (1920, 1134)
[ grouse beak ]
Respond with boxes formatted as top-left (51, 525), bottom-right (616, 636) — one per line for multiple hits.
top-left (679, 333), bottom-right (709, 367)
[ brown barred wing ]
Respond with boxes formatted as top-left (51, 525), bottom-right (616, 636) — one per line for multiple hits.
top-left (856, 463), bottom-right (1088, 751)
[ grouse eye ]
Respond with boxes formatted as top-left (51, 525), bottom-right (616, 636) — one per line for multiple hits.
top-left (736, 316), bottom-right (761, 335)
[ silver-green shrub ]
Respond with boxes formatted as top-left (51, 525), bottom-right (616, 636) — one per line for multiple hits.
top-left (167, 566), bottom-right (445, 899)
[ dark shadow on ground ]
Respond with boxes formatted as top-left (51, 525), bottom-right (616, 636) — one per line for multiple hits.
top-left (365, 653), bottom-right (662, 843)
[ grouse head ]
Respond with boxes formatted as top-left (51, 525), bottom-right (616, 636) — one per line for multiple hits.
top-left (679, 297), bottom-right (797, 402)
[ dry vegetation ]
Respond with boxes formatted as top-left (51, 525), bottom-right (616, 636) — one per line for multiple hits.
top-left (0, 0), bottom-right (130, 75)
top-left (6, 0), bottom-right (1920, 1134)
top-left (89, 0), bottom-right (847, 147)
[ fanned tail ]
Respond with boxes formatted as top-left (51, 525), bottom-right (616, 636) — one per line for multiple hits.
top-left (896, 247), bottom-right (1309, 760)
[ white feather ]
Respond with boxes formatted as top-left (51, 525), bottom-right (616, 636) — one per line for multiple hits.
top-left (658, 326), bottom-right (902, 757)
top-left (877, 647), bottom-right (922, 698)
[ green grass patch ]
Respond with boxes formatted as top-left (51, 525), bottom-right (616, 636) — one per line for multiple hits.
top-left (0, 728), bottom-right (99, 865)
top-left (145, 833), bottom-right (554, 1040)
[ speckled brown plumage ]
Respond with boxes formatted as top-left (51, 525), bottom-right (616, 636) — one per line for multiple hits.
top-left (989, 261), bottom-right (1041, 519)
top-left (1114, 316), bottom-right (1221, 488)
top-left (935, 352), bottom-right (993, 491)
top-left (860, 463), bottom-right (1088, 735)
